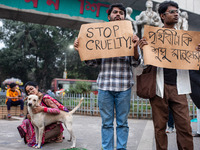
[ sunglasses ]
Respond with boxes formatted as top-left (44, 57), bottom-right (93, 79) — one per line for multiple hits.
top-left (164, 9), bottom-right (179, 14)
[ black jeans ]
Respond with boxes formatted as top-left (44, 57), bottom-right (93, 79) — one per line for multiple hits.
top-left (168, 107), bottom-right (174, 128)
top-left (6, 99), bottom-right (24, 110)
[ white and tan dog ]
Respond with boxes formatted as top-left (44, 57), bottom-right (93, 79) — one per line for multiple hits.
top-left (26, 94), bottom-right (83, 149)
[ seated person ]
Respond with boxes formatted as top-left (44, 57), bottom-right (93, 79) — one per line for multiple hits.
top-left (47, 89), bottom-right (56, 99)
top-left (17, 81), bottom-right (69, 147)
top-left (6, 83), bottom-right (24, 118)
top-left (56, 84), bottom-right (65, 98)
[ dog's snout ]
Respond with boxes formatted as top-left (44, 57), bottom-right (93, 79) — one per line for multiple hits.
top-left (28, 103), bottom-right (32, 107)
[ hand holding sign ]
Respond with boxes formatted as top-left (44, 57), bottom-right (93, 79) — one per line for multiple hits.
top-left (196, 44), bottom-right (200, 51)
top-left (77, 20), bottom-right (135, 61)
top-left (74, 38), bottom-right (79, 51)
top-left (138, 38), bottom-right (148, 50)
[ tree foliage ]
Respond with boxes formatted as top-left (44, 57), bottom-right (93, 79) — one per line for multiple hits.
top-left (0, 19), bottom-right (99, 89)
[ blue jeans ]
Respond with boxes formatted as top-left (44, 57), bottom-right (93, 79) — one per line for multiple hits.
top-left (98, 88), bottom-right (131, 150)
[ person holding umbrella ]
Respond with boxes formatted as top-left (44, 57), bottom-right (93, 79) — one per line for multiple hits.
top-left (6, 83), bottom-right (24, 118)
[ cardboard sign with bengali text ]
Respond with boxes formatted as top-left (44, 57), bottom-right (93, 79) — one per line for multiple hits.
top-left (77, 20), bottom-right (134, 61)
top-left (143, 25), bottom-right (200, 70)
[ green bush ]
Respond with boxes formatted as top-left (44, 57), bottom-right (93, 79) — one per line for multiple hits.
top-left (68, 81), bottom-right (92, 94)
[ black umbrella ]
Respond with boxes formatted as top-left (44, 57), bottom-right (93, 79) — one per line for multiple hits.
top-left (189, 70), bottom-right (200, 109)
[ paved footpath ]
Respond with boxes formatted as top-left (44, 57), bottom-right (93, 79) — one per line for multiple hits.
top-left (0, 115), bottom-right (199, 150)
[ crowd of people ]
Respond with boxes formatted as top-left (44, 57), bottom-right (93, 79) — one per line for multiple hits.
top-left (3, 1), bottom-right (200, 150)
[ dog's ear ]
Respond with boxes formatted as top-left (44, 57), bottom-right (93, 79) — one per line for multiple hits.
top-left (38, 93), bottom-right (43, 101)
top-left (24, 97), bottom-right (28, 102)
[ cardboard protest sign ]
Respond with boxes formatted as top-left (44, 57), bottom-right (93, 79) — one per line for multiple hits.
top-left (77, 20), bottom-right (134, 61)
top-left (143, 25), bottom-right (200, 70)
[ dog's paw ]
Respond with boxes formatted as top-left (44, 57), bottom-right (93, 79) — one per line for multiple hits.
top-left (33, 144), bottom-right (41, 149)
top-left (35, 145), bottom-right (41, 149)
top-left (32, 144), bottom-right (37, 148)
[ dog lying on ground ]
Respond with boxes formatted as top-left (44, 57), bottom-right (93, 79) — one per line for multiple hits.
top-left (26, 95), bottom-right (83, 149)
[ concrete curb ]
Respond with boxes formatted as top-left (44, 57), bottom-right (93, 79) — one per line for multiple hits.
top-left (137, 120), bottom-right (154, 150)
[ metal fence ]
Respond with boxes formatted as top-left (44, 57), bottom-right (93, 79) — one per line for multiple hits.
top-left (0, 93), bottom-right (198, 119)
top-left (58, 93), bottom-right (197, 119)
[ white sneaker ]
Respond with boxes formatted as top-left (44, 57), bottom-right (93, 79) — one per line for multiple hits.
top-left (166, 127), bottom-right (175, 133)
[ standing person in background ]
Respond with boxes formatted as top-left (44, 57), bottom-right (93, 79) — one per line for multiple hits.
top-left (74, 3), bottom-right (140, 150)
top-left (138, 1), bottom-right (200, 149)
top-left (6, 83), bottom-right (24, 118)
top-left (56, 84), bottom-right (65, 98)
top-left (47, 89), bottom-right (56, 99)
top-left (166, 107), bottom-right (175, 133)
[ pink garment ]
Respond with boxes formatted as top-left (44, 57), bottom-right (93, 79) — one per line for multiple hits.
top-left (18, 119), bottom-right (64, 147)
top-left (43, 95), bottom-right (69, 112)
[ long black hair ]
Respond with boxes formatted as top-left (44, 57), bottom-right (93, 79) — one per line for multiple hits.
top-left (24, 81), bottom-right (38, 95)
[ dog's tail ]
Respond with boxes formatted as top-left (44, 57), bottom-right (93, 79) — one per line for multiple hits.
top-left (69, 97), bottom-right (84, 114)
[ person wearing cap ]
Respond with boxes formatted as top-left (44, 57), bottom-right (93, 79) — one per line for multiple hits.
top-left (6, 83), bottom-right (24, 118)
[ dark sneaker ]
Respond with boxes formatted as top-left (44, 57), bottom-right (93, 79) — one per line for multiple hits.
top-left (7, 114), bottom-right (11, 118)
top-left (20, 114), bottom-right (24, 117)
top-left (193, 133), bottom-right (200, 137)
top-left (192, 131), bottom-right (200, 137)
